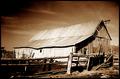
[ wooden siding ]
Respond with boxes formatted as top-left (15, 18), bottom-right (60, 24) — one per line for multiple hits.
top-left (76, 36), bottom-right (110, 55)
top-left (14, 47), bottom-right (74, 61)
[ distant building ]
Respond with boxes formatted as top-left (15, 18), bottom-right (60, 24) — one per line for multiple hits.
top-left (14, 20), bottom-right (112, 60)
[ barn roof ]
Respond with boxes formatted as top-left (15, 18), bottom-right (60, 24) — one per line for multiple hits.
top-left (26, 35), bottom-right (91, 48)
top-left (30, 22), bottom-right (97, 41)
top-left (14, 20), bottom-right (111, 49)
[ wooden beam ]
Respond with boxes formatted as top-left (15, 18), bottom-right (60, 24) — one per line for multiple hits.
top-left (43, 59), bottom-right (47, 71)
top-left (67, 53), bottom-right (73, 74)
top-left (48, 59), bottom-right (53, 71)
top-left (72, 53), bottom-right (88, 57)
top-left (86, 57), bottom-right (91, 71)
top-left (95, 54), bottom-right (113, 70)
top-left (1, 56), bottom-right (68, 61)
top-left (0, 61), bottom-right (68, 66)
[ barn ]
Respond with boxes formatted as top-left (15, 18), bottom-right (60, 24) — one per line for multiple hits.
top-left (14, 20), bottom-right (112, 61)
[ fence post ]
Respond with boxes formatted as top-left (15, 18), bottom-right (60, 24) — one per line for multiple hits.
top-left (48, 59), bottom-right (53, 71)
top-left (67, 52), bottom-right (73, 74)
top-left (87, 56), bottom-right (91, 71)
top-left (43, 59), bottom-right (47, 71)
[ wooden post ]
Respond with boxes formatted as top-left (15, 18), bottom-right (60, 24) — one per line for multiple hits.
top-left (109, 54), bottom-right (113, 66)
top-left (67, 53), bottom-right (73, 74)
top-left (95, 54), bottom-right (113, 70)
top-left (24, 66), bottom-right (27, 72)
top-left (43, 59), bottom-right (47, 71)
top-left (76, 57), bottom-right (79, 67)
top-left (86, 56), bottom-right (91, 71)
top-left (48, 59), bottom-right (53, 71)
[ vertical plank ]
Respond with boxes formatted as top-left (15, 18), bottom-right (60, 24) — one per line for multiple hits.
top-left (86, 56), bottom-right (91, 71)
top-left (24, 66), bottom-right (27, 72)
top-left (48, 59), bottom-right (53, 71)
top-left (67, 53), bottom-right (73, 74)
top-left (76, 56), bottom-right (79, 67)
top-left (43, 59), bottom-right (47, 71)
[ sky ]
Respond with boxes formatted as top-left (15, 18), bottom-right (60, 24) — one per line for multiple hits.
top-left (1, 1), bottom-right (119, 51)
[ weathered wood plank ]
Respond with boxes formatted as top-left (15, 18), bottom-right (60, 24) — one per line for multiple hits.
top-left (1, 56), bottom-right (68, 61)
top-left (0, 61), bottom-right (68, 66)
top-left (86, 57), bottom-right (91, 71)
top-left (67, 53), bottom-right (73, 74)
top-left (95, 54), bottom-right (113, 70)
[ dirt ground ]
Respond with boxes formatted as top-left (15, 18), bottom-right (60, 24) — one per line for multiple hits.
top-left (48, 66), bottom-right (119, 78)
top-left (48, 53), bottom-right (119, 78)
top-left (1, 64), bottom-right (118, 78)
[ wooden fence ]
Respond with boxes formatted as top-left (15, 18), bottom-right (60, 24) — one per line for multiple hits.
top-left (66, 53), bottom-right (105, 74)
top-left (0, 56), bottom-right (68, 73)
top-left (0, 53), bottom-right (106, 74)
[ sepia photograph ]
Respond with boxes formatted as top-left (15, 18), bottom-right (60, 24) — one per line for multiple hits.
top-left (1, 0), bottom-right (119, 78)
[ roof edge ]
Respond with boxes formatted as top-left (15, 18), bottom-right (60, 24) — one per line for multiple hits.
top-left (14, 45), bottom-right (75, 49)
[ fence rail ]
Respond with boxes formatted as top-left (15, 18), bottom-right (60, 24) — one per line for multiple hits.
top-left (1, 56), bottom-right (68, 61)
top-left (0, 53), bottom-right (106, 74)
top-left (0, 56), bottom-right (68, 66)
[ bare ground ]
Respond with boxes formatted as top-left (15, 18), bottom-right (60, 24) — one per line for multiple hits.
top-left (48, 66), bottom-right (119, 78)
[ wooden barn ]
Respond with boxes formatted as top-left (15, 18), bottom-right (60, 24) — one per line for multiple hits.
top-left (14, 20), bottom-right (112, 62)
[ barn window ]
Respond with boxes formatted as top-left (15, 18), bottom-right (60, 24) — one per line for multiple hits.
top-left (40, 49), bottom-right (42, 53)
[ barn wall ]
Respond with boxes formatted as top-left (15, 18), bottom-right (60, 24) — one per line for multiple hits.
top-left (38, 46), bottom-right (73, 58)
top-left (76, 36), bottom-right (110, 55)
top-left (97, 26), bottom-right (110, 40)
top-left (14, 48), bottom-right (40, 59)
top-left (75, 35), bottom-right (95, 53)
top-left (14, 46), bottom-right (74, 59)
top-left (76, 23), bottom-right (111, 55)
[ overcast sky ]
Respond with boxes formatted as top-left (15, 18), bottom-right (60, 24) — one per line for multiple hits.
top-left (1, 1), bottom-right (119, 51)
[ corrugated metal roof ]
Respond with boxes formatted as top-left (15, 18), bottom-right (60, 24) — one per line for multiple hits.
top-left (26, 35), bottom-right (91, 48)
top-left (23, 21), bottom-right (100, 48)
top-left (30, 22), bottom-right (98, 41)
